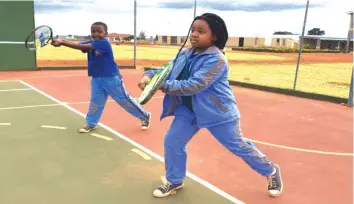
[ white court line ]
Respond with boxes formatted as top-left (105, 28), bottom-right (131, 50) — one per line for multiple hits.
top-left (0, 72), bottom-right (141, 82)
top-left (2, 99), bottom-right (351, 157)
top-left (0, 80), bottom-right (20, 83)
top-left (41, 125), bottom-right (67, 130)
top-left (91, 133), bottom-right (113, 141)
top-left (0, 123), bottom-right (11, 126)
top-left (131, 148), bottom-right (152, 160)
top-left (0, 97), bottom-right (164, 111)
top-left (245, 138), bottom-right (353, 157)
top-left (0, 88), bottom-right (32, 92)
top-left (0, 41), bottom-right (25, 44)
top-left (19, 80), bottom-right (246, 204)
top-left (0, 88), bottom-right (352, 157)
top-left (0, 104), bottom-right (61, 111)
top-left (68, 97), bottom-right (164, 105)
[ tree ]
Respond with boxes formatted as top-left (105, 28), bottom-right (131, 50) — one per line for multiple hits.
top-left (138, 31), bottom-right (146, 40)
top-left (307, 28), bottom-right (325, 35)
top-left (127, 35), bottom-right (134, 41)
top-left (273, 31), bottom-right (293, 35)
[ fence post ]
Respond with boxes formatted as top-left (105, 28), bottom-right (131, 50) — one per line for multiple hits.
top-left (134, 0), bottom-right (137, 68)
top-left (348, 66), bottom-right (353, 107)
top-left (346, 11), bottom-right (353, 53)
top-left (293, 0), bottom-right (310, 90)
top-left (193, 0), bottom-right (197, 19)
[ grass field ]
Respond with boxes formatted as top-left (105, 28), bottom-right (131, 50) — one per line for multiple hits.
top-left (36, 44), bottom-right (353, 99)
top-left (229, 63), bottom-right (352, 98)
top-left (37, 44), bottom-right (291, 61)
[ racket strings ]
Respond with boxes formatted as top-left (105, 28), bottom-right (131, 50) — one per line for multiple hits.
top-left (25, 25), bottom-right (53, 50)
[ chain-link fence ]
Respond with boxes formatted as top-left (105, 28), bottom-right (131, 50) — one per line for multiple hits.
top-left (3, 0), bottom-right (352, 101)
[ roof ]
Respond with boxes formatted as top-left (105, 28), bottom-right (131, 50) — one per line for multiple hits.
top-left (107, 33), bottom-right (131, 38)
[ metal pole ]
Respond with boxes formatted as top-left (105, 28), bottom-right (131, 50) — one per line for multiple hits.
top-left (193, 0), bottom-right (197, 19)
top-left (348, 65), bottom-right (353, 107)
top-left (134, 0), bottom-right (137, 68)
top-left (346, 12), bottom-right (353, 53)
top-left (293, 0), bottom-right (309, 90)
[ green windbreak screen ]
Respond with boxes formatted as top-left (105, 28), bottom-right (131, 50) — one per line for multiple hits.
top-left (0, 1), bottom-right (36, 70)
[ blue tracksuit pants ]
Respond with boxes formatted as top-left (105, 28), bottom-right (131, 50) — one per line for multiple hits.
top-left (164, 106), bottom-right (275, 184)
top-left (86, 76), bottom-right (149, 127)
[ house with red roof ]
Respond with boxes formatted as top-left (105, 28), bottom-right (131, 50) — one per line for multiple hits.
top-left (106, 33), bottom-right (132, 42)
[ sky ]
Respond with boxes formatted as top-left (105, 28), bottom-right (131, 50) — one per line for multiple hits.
top-left (33, 0), bottom-right (353, 38)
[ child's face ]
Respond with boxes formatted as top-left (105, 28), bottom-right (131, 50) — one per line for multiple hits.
top-left (189, 19), bottom-right (215, 50)
top-left (91, 25), bottom-right (107, 40)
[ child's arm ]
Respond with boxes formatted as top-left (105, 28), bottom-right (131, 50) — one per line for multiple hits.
top-left (159, 55), bottom-right (227, 96)
top-left (138, 67), bottom-right (167, 90)
top-left (143, 68), bottom-right (162, 79)
top-left (143, 58), bottom-right (176, 78)
top-left (52, 39), bottom-right (93, 51)
top-left (138, 59), bottom-right (176, 90)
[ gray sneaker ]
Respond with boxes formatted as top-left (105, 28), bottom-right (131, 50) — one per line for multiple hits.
top-left (141, 113), bottom-right (151, 130)
top-left (153, 182), bottom-right (184, 198)
top-left (267, 164), bottom-right (283, 197)
top-left (78, 125), bottom-right (96, 133)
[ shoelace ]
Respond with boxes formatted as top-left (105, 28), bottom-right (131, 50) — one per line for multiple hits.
top-left (268, 175), bottom-right (277, 189)
top-left (142, 120), bottom-right (148, 125)
top-left (160, 183), bottom-right (172, 192)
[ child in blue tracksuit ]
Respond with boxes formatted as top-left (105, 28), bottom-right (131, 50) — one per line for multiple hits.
top-left (51, 22), bottom-right (151, 132)
top-left (139, 13), bottom-right (283, 198)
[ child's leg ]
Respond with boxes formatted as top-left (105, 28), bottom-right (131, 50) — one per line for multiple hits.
top-left (153, 106), bottom-right (200, 198)
top-left (103, 76), bottom-right (150, 121)
top-left (84, 78), bottom-right (108, 129)
top-left (207, 119), bottom-right (283, 196)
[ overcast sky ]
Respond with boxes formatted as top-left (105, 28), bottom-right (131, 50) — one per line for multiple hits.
top-left (34, 0), bottom-right (353, 38)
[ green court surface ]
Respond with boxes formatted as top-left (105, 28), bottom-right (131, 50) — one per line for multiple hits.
top-left (0, 81), bottom-right (237, 204)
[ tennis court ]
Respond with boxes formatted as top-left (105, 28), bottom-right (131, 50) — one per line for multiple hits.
top-left (0, 69), bottom-right (352, 204)
top-left (0, 79), bottom-right (238, 204)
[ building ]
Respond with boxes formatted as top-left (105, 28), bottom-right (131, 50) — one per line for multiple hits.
top-left (226, 37), bottom-right (266, 48)
top-left (302, 35), bottom-right (353, 51)
top-left (106, 33), bottom-right (131, 42)
top-left (155, 35), bottom-right (187, 45)
top-left (154, 34), bottom-right (352, 51)
top-left (155, 35), bottom-right (298, 49)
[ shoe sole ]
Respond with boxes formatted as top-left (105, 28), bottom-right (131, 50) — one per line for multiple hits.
top-left (153, 184), bottom-right (184, 198)
top-left (268, 164), bottom-right (283, 197)
top-left (78, 126), bottom-right (97, 133)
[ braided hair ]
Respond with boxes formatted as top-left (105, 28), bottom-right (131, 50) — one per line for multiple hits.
top-left (171, 13), bottom-right (228, 70)
top-left (195, 13), bottom-right (229, 52)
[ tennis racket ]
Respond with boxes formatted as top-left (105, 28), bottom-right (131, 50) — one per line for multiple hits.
top-left (25, 25), bottom-right (55, 50)
top-left (138, 62), bottom-right (173, 105)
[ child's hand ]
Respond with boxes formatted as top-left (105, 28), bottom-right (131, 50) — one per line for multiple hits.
top-left (138, 75), bottom-right (151, 90)
top-left (51, 39), bottom-right (63, 47)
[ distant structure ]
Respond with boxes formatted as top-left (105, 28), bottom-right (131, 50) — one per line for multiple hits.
top-left (106, 33), bottom-right (131, 42)
top-left (155, 34), bottom-right (353, 51)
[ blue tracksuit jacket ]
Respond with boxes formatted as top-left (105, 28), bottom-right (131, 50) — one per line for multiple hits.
top-left (144, 45), bottom-right (240, 128)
